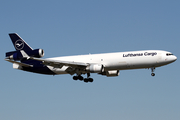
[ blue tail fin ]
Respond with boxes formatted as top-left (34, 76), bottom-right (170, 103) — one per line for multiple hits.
top-left (9, 33), bottom-right (33, 52)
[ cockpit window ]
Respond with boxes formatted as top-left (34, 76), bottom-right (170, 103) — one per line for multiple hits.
top-left (166, 53), bottom-right (173, 56)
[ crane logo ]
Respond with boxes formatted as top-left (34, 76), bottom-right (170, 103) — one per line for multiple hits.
top-left (15, 39), bottom-right (24, 50)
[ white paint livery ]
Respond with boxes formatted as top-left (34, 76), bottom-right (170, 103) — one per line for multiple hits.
top-left (45, 50), bottom-right (177, 76)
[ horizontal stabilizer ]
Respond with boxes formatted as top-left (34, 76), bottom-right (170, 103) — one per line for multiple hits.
top-left (5, 59), bottom-right (33, 67)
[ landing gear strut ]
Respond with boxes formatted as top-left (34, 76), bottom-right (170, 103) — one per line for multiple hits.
top-left (73, 73), bottom-right (94, 83)
top-left (151, 67), bottom-right (155, 76)
top-left (84, 73), bottom-right (93, 83)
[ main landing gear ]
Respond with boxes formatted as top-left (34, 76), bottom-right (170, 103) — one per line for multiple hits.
top-left (151, 67), bottom-right (155, 76)
top-left (73, 73), bottom-right (94, 83)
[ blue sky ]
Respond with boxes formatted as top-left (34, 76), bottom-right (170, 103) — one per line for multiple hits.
top-left (1, 0), bottom-right (180, 120)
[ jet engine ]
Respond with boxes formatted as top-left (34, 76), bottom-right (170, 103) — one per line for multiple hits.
top-left (105, 70), bottom-right (120, 77)
top-left (6, 49), bottom-right (44, 61)
top-left (100, 70), bottom-right (120, 77)
top-left (30, 49), bottom-right (44, 58)
top-left (86, 64), bottom-right (104, 73)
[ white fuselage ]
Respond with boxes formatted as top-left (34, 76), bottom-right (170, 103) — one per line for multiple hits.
top-left (47, 50), bottom-right (177, 74)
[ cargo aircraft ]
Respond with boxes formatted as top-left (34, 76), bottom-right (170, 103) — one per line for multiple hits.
top-left (5, 33), bottom-right (177, 82)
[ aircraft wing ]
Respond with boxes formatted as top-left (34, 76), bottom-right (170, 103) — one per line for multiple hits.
top-left (19, 50), bottom-right (88, 69)
top-left (29, 57), bottom-right (88, 69)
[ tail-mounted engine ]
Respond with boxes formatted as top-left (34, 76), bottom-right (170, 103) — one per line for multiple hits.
top-left (31, 49), bottom-right (44, 58)
top-left (6, 49), bottom-right (44, 61)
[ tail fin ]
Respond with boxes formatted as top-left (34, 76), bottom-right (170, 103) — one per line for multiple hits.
top-left (9, 33), bottom-right (33, 52)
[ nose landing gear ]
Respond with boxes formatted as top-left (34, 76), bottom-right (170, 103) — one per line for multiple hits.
top-left (151, 67), bottom-right (155, 76)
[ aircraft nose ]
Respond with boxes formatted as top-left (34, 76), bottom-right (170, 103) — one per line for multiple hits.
top-left (165, 55), bottom-right (177, 63)
top-left (170, 55), bottom-right (177, 62)
top-left (174, 55), bottom-right (177, 61)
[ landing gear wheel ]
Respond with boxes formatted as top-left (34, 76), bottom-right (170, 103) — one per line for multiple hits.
top-left (151, 73), bottom-right (155, 76)
top-left (73, 76), bottom-right (78, 80)
top-left (73, 73), bottom-right (94, 83)
top-left (83, 78), bottom-right (94, 83)
top-left (78, 75), bottom-right (84, 81)
top-left (84, 78), bottom-right (89, 83)
top-left (88, 78), bottom-right (93, 82)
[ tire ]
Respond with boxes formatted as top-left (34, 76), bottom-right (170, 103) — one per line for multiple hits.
top-left (88, 78), bottom-right (93, 82)
top-left (151, 73), bottom-right (155, 76)
top-left (73, 76), bottom-right (78, 80)
top-left (84, 78), bottom-right (89, 83)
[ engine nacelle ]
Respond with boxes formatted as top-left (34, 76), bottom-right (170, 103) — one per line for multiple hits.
top-left (105, 70), bottom-right (120, 77)
top-left (86, 64), bottom-right (104, 73)
top-left (31, 49), bottom-right (44, 58)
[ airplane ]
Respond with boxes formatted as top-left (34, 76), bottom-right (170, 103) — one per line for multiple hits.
top-left (5, 33), bottom-right (177, 83)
